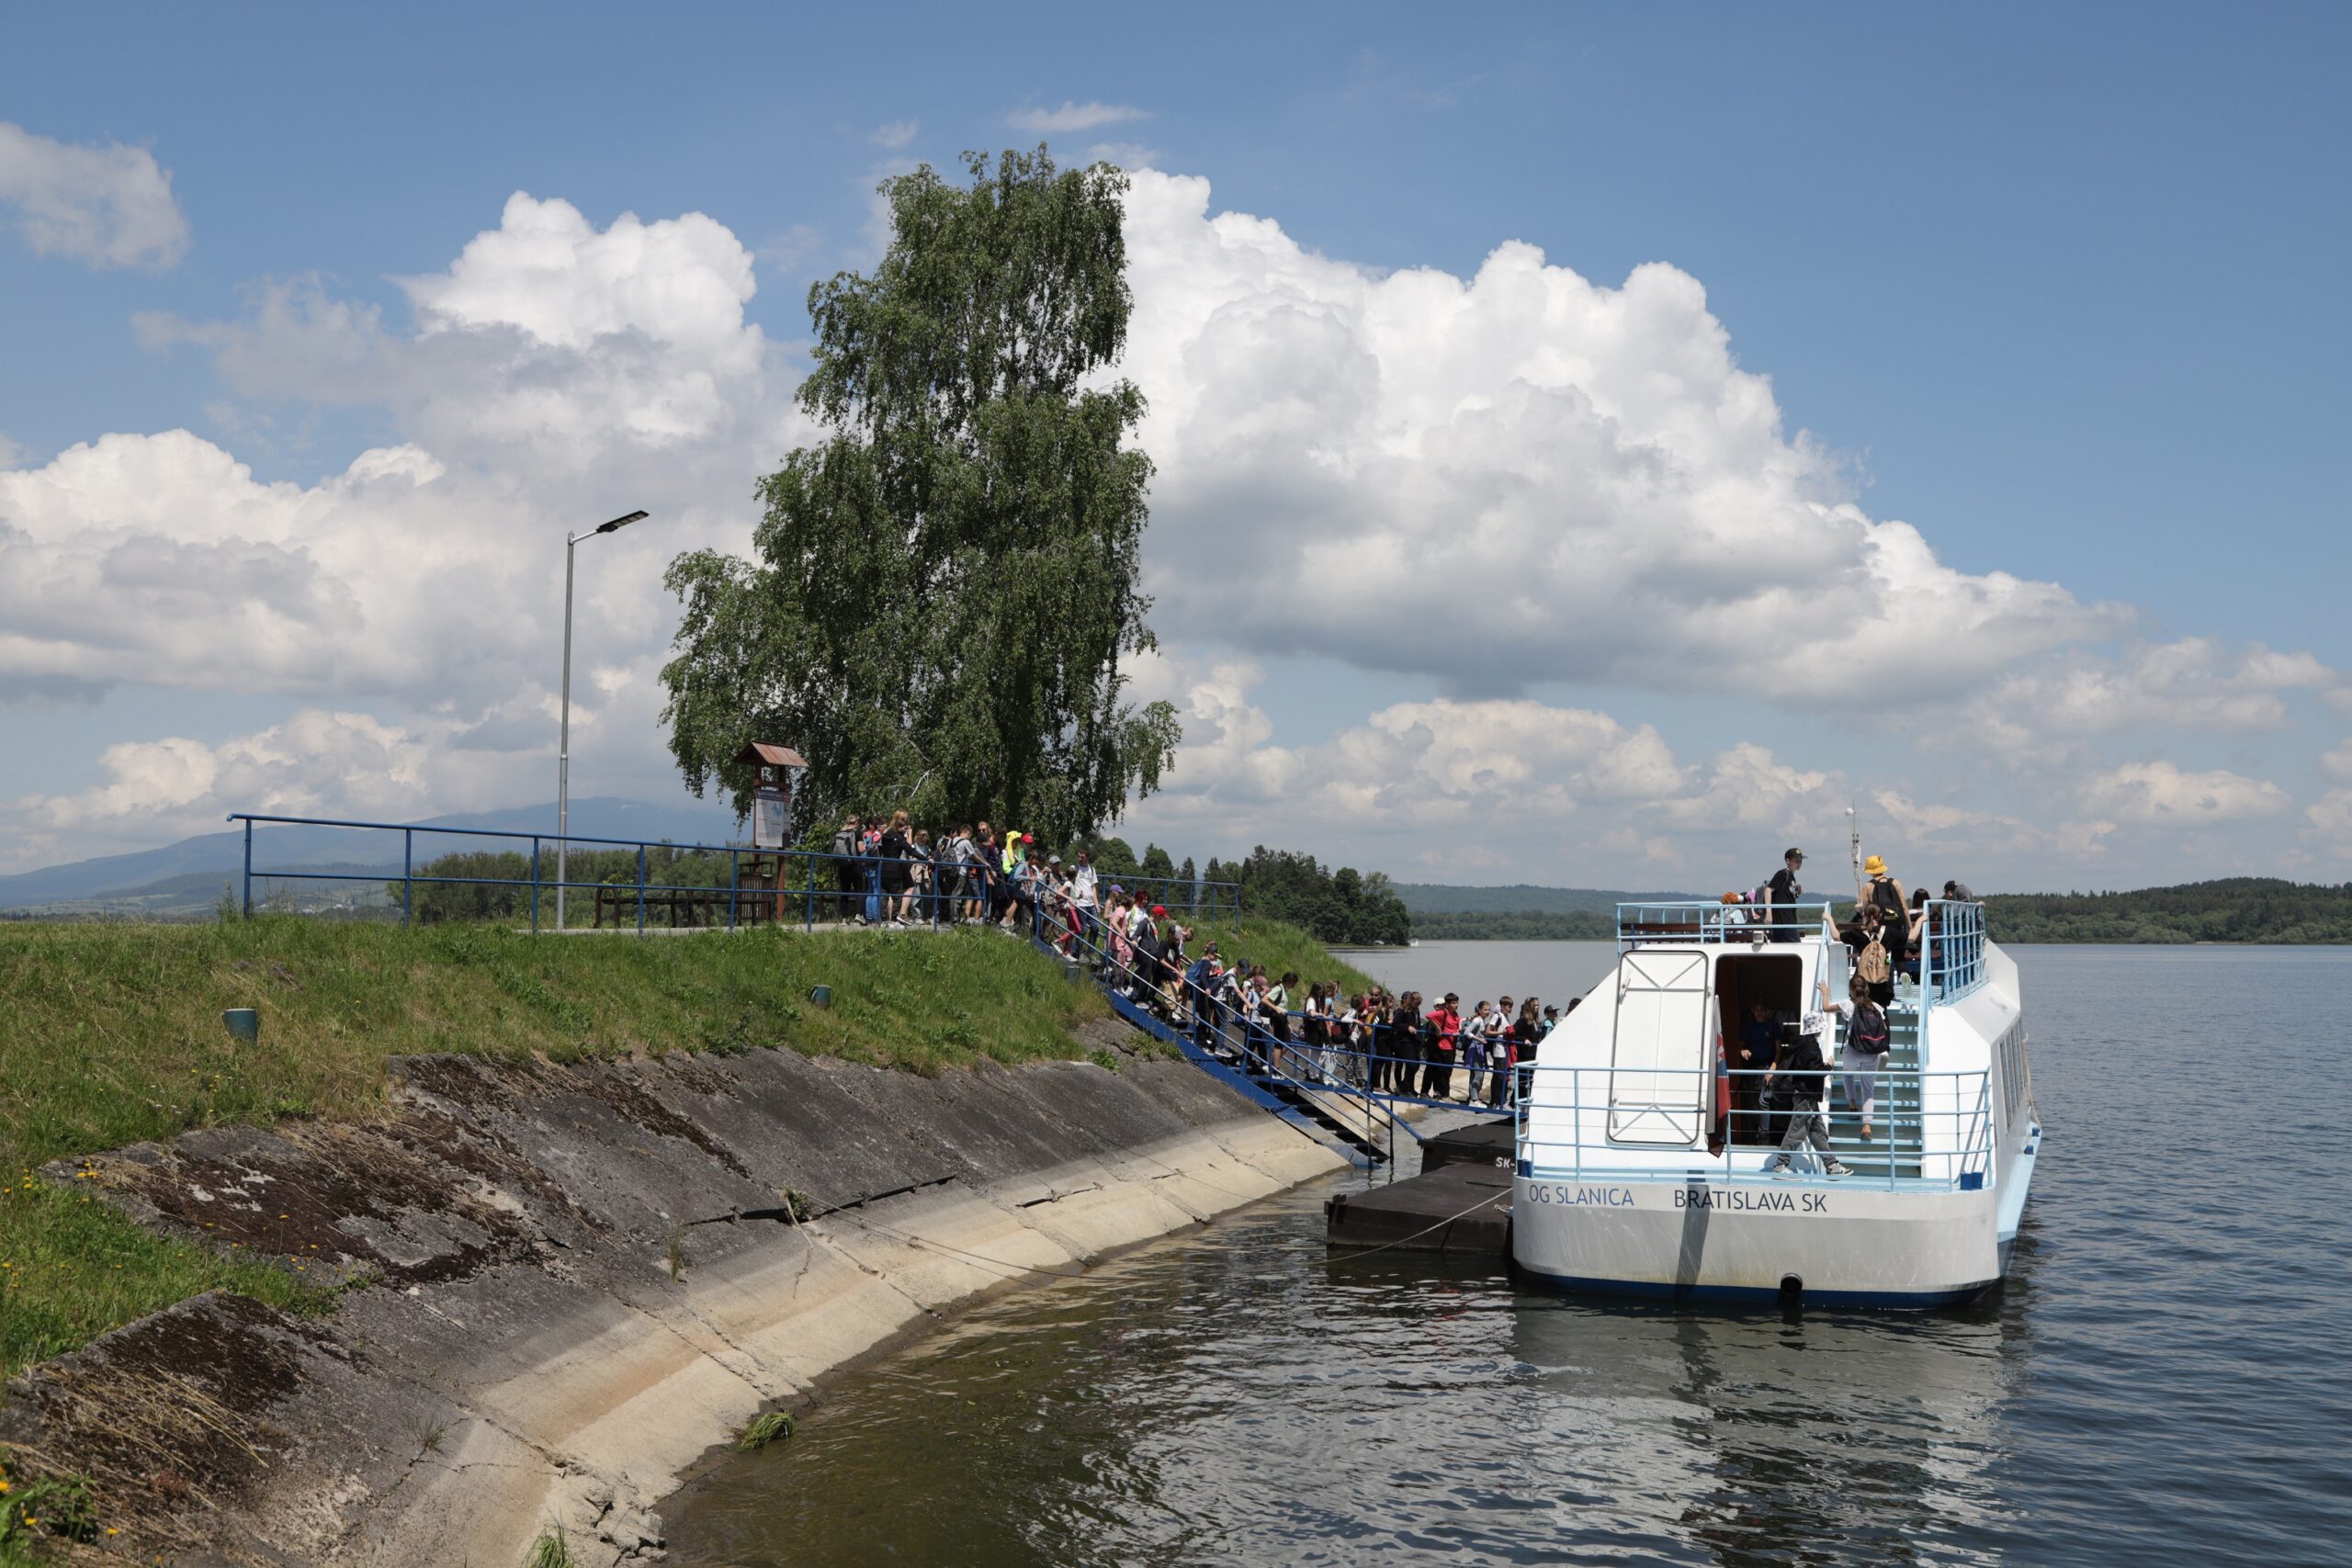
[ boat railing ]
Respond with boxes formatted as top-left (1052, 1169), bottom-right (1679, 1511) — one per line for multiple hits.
top-left (1617, 897), bottom-right (1991, 1003)
top-left (1514, 1063), bottom-right (1996, 1191)
top-left (1921, 897), bottom-right (1989, 1004)
top-left (1616, 899), bottom-right (1836, 949)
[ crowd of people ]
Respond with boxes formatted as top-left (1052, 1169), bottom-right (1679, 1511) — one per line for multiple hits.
top-left (823, 811), bottom-right (1209, 934)
top-left (1715, 846), bottom-right (1984, 1178)
top-left (1177, 972), bottom-right (1577, 1110)
top-left (819, 817), bottom-right (1986, 1142)
top-left (1716, 846), bottom-right (1979, 1000)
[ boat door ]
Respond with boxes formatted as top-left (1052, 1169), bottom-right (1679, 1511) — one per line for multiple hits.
top-left (1608, 950), bottom-right (1711, 1145)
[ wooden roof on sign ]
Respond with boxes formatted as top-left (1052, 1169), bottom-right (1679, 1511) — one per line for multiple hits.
top-left (736, 741), bottom-right (807, 769)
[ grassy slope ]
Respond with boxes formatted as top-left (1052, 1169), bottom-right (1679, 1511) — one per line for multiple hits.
top-left (0, 917), bottom-right (1129, 1380)
top-left (0, 912), bottom-right (1364, 1382)
top-left (1198, 919), bottom-right (1378, 997)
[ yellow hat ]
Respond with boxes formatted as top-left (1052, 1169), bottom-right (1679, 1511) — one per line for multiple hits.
top-left (1863, 854), bottom-right (1887, 876)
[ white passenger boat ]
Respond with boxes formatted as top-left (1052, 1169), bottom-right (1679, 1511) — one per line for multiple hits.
top-left (1512, 899), bottom-right (2040, 1307)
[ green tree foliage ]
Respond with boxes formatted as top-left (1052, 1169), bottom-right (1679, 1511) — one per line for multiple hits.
top-left (1086, 836), bottom-right (1140, 877)
top-left (1978, 878), bottom-right (2352, 942)
top-left (1227, 846), bottom-right (1411, 946)
top-left (660, 147), bottom-right (1179, 844)
top-left (1139, 842), bottom-right (1175, 879)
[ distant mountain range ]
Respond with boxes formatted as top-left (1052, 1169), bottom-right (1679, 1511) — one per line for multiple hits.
top-left (0, 798), bottom-right (741, 914)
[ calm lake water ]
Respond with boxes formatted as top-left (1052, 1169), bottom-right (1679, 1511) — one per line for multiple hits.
top-left (664, 945), bottom-right (2352, 1566)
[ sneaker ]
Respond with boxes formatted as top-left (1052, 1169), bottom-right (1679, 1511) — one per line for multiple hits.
top-left (1770, 1160), bottom-right (1797, 1180)
top-left (1825, 1159), bottom-right (1853, 1178)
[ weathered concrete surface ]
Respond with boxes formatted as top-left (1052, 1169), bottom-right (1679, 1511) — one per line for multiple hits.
top-left (0, 1031), bottom-right (1345, 1565)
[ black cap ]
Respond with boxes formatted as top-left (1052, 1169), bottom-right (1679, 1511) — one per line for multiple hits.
top-left (1785, 846), bottom-right (1804, 861)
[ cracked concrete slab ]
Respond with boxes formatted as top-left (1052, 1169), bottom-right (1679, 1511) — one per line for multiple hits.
top-left (1, 1035), bottom-right (1347, 1566)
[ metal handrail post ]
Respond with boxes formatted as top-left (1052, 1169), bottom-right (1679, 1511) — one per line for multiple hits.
top-left (241, 818), bottom-right (253, 918)
top-left (728, 850), bottom-right (738, 932)
top-left (402, 829), bottom-right (413, 926)
top-left (1572, 1067), bottom-right (1582, 1181)
top-left (636, 843), bottom-right (647, 932)
top-left (531, 837), bottom-right (541, 933)
top-left (805, 852), bottom-right (815, 931)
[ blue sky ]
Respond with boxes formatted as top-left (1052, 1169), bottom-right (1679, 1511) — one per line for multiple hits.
top-left (3, 3), bottom-right (2347, 889)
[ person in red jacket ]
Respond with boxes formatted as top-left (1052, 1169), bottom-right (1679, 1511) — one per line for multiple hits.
top-left (1423, 992), bottom-right (1464, 1100)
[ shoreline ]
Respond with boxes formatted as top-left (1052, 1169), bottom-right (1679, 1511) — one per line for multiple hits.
top-left (1, 1033), bottom-right (1351, 1565)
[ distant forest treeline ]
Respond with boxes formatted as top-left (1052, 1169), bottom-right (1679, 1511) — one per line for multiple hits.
top-left (1978, 879), bottom-right (2352, 943)
top-left (1412, 878), bottom-right (2352, 944)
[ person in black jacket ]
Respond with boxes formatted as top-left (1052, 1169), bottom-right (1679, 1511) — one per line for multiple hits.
top-left (1767, 1014), bottom-right (1852, 1179)
top-left (1766, 847), bottom-right (1806, 942)
top-left (1735, 998), bottom-right (1781, 1144)
top-left (831, 815), bottom-right (865, 921)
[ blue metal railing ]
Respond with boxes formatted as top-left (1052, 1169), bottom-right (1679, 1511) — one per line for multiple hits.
top-left (1617, 899), bottom-right (1838, 948)
top-left (1004, 890), bottom-right (1522, 1157)
top-left (1922, 898), bottom-right (1988, 1003)
top-left (1617, 897), bottom-right (1990, 1000)
top-left (224, 813), bottom-right (1242, 933)
top-left (1514, 1063), bottom-right (1996, 1191)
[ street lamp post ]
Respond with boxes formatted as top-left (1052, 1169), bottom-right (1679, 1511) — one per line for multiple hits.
top-left (556, 510), bottom-right (649, 931)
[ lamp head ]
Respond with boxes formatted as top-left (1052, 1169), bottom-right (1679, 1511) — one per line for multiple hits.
top-left (594, 510), bottom-right (649, 535)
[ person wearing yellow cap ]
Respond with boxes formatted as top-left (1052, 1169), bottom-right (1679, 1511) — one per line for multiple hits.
top-left (1860, 854), bottom-right (1909, 976)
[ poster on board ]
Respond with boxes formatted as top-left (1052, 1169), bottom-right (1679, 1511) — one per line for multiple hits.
top-left (752, 786), bottom-right (790, 850)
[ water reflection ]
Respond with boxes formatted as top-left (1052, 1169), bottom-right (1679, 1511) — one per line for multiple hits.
top-left (665, 947), bottom-right (2352, 1568)
top-left (667, 1178), bottom-right (2040, 1568)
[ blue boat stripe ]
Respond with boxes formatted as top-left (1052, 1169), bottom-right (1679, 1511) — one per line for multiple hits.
top-left (1517, 1267), bottom-right (1996, 1309)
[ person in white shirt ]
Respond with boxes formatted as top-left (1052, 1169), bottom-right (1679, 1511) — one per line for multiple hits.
top-left (1460, 1002), bottom-right (1494, 1102)
top-left (1071, 851), bottom-right (1100, 931)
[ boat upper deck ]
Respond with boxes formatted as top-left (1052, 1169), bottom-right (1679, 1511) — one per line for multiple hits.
top-left (1517, 898), bottom-right (2014, 1190)
top-left (1615, 897), bottom-right (1991, 1006)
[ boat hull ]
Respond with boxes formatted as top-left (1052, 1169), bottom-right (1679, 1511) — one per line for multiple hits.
top-left (1511, 1173), bottom-right (2006, 1307)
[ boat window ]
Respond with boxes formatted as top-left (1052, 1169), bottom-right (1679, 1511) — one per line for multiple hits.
top-left (1608, 950), bottom-right (1710, 1145)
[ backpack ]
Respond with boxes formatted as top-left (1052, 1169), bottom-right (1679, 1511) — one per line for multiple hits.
top-left (1849, 1003), bottom-right (1891, 1056)
top-left (1857, 933), bottom-right (1891, 986)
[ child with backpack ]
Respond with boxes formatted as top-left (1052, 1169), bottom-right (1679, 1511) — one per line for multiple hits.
top-left (1766, 1010), bottom-right (1854, 1181)
top-left (1826, 975), bottom-right (1893, 1143)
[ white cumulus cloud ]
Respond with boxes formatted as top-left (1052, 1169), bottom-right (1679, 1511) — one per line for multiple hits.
top-left (6, 194), bottom-right (815, 713)
top-left (0, 120), bottom-right (188, 268)
top-left (9, 169), bottom-right (2346, 889)
top-left (1009, 100), bottom-right (1148, 133)
top-left (1118, 170), bottom-right (2124, 705)
top-left (2077, 761), bottom-right (2290, 826)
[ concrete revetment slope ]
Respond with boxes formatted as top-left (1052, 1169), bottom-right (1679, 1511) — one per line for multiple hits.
top-left (0, 1028), bottom-right (1345, 1564)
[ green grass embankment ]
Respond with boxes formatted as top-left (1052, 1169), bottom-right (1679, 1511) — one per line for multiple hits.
top-left (0, 917), bottom-right (1130, 1380)
top-left (0, 912), bottom-right (1355, 1382)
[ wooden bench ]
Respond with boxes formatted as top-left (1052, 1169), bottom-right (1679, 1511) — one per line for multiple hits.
top-left (592, 885), bottom-right (795, 929)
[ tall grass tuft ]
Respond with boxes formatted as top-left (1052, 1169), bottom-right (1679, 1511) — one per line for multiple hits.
top-left (736, 1410), bottom-right (795, 1451)
top-left (523, 1525), bottom-right (575, 1568)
